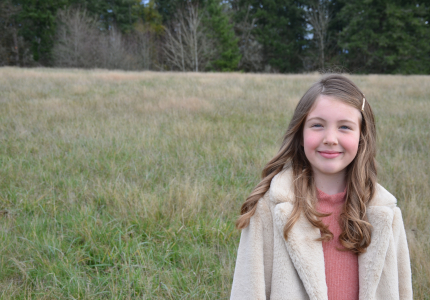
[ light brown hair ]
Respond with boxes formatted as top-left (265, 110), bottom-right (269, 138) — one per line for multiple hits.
top-left (236, 74), bottom-right (377, 254)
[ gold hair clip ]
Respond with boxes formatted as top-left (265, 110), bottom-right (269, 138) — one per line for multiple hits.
top-left (361, 95), bottom-right (366, 111)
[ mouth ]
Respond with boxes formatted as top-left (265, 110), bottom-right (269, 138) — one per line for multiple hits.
top-left (318, 151), bottom-right (342, 159)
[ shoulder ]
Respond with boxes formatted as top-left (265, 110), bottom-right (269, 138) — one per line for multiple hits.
top-left (267, 167), bottom-right (295, 205)
top-left (366, 184), bottom-right (402, 237)
top-left (267, 167), bottom-right (399, 209)
top-left (251, 191), bottom-right (274, 230)
top-left (368, 183), bottom-right (398, 209)
top-left (243, 192), bottom-right (274, 246)
top-left (254, 192), bottom-right (272, 218)
top-left (250, 170), bottom-right (293, 230)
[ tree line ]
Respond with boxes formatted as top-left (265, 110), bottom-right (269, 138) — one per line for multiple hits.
top-left (1, 0), bottom-right (429, 73)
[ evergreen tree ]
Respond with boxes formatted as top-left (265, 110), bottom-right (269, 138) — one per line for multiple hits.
top-left (12, 0), bottom-right (68, 64)
top-left (0, 0), bottom-right (25, 65)
top-left (67, 0), bottom-right (138, 32)
top-left (232, 0), bottom-right (308, 72)
top-left (204, 0), bottom-right (241, 71)
top-left (132, 0), bottom-right (164, 69)
top-left (132, 0), bottom-right (164, 34)
top-left (154, 0), bottom-right (194, 23)
top-left (337, 0), bottom-right (430, 74)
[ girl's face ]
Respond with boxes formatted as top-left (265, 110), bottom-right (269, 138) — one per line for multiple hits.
top-left (303, 95), bottom-right (361, 179)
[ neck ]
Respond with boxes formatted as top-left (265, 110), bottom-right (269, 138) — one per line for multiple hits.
top-left (313, 169), bottom-right (346, 195)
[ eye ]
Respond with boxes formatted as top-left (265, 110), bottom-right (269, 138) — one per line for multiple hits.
top-left (311, 123), bottom-right (323, 128)
top-left (340, 125), bottom-right (351, 130)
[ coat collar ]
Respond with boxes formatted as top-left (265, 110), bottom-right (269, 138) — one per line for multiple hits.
top-left (269, 168), bottom-right (396, 300)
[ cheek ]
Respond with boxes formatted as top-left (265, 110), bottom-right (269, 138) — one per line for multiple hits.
top-left (342, 134), bottom-right (360, 156)
top-left (303, 130), bottom-right (321, 152)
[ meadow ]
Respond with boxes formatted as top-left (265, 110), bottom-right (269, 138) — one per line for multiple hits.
top-left (0, 68), bottom-right (429, 299)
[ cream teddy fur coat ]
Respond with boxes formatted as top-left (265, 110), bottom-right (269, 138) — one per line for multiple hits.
top-left (230, 168), bottom-right (413, 300)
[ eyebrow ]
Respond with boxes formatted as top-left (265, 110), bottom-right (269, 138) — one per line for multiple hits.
top-left (306, 117), bottom-right (358, 124)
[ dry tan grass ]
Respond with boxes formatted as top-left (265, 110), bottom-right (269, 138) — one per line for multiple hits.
top-left (0, 67), bottom-right (429, 299)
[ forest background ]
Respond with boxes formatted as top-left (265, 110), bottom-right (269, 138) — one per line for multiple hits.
top-left (1, 0), bottom-right (430, 74)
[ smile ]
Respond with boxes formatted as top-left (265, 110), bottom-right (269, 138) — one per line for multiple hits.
top-left (318, 151), bottom-right (342, 159)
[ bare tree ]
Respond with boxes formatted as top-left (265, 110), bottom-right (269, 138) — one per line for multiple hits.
top-left (164, 3), bottom-right (214, 72)
top-left (54, 7), bottom-right (161, 70)
top-left (53, 8), bottom-right (101, 68)
top-left (99, 27), bottom-right (130, 69)
top-left (305, 0), bottom-right (331, 70)
top-left (54, 8), bottom-right (132, 69)
top-left (234, 6), bottom-right (263, 72)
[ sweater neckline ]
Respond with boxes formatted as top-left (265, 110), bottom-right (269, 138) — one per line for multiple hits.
top-left (317, 188), bottom-right (346, 205)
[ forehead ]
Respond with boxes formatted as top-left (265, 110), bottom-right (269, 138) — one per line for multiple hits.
top-left (307, 94), bottom-right (362, 123)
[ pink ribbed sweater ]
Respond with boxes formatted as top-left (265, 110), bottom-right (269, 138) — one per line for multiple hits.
top-left (317, 189), bottom-right (359, 300)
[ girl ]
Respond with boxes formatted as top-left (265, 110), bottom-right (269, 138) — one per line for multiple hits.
top-left (230, 75), bottom-right (412, 300)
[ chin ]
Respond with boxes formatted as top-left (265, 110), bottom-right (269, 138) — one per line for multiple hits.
top-left (319, 166), bottom-right (344, 175)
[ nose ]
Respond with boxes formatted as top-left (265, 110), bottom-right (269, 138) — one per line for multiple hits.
top-left (323, 128), bottom-right (338, 145)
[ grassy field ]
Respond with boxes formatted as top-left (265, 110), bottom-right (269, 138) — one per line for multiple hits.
top-left (0, 68), bottom-right (429, 299)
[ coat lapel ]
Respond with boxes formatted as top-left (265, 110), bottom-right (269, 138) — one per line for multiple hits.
top-left (274, 202), bottom-right (328, 300)
top-left (273, 201), bottom-right (395, 300)
top-left (269, 168), bottom-right (396, 300)
top-left (358, 206), bottom-right (394, 300)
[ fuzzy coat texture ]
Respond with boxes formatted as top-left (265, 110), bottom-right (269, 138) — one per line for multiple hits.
top-left (230, 168), bottom-right (413, 300)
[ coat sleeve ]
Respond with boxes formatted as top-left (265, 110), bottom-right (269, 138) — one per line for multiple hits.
top-left (392, 207), bottom-right (413, 299)
top-left (230, 197), bottom-right (273, 300)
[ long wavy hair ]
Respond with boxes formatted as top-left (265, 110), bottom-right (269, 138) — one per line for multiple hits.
top-left (236, 74), bottom-right (377, 254)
